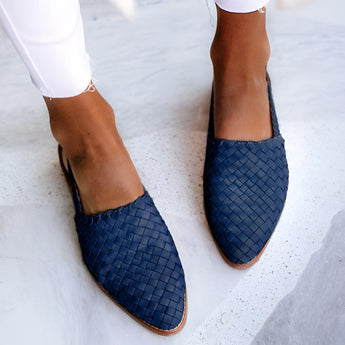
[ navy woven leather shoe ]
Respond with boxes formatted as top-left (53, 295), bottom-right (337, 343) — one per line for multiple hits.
top-left (58, 146), bottom-right (187, 334)
top-left (203, 75), bottom-right (289, 268)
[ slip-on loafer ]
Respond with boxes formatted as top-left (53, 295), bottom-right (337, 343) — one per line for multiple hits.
top-left (58, 146), bottom-right (187, 334)
top-left (203, 74), bottom-right (289, 268)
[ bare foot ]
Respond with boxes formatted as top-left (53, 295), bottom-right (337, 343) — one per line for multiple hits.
top-left (211, 7), bottom-right (272, 141)
top-left (45, 88), bottom-right (144, 215)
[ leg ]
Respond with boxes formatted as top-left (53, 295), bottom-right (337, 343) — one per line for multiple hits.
top-left (211, 2), bottom-right (271, 141)
top-left (45, 91), bottom-right (144, 215)
top-left (0, 0), bottom-right (143, 215)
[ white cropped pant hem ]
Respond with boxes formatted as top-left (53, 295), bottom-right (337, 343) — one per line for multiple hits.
top-left (215, 0), bottom-right (269, 13)
top-left (0, 0), bottom-right (92, 98)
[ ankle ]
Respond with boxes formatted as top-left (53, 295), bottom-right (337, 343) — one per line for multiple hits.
top-left (52, 115), bottom-right (118, 163)
top-left (66, 134), bottom-right (120, 169)
top-left (210, 7), bottom-right (270, 81)
top-left (44, 89), bottom-right (120, 160)
top-left (211, 35), bottom-right (270, 78)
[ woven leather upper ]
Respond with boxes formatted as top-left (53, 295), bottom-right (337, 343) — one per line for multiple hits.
top-left (67, 173), bottom-right (186, 331)
top-left (203, 76), bottom-right (289, 265)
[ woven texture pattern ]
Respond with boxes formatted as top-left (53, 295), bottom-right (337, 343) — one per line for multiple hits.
top-left (67, 174), bottom-right (186, 331)
top-left (203, 76), bottom-right (289, 265)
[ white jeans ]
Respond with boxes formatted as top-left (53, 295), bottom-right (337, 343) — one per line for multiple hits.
top-left (0, 0), bottom-right (268, 98)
